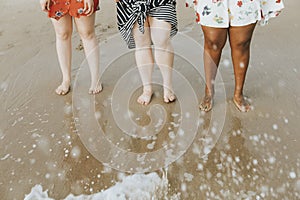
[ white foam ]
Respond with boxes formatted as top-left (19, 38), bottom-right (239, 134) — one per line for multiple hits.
top-left (25, 173), bottom-right (168, 200)
top-left (24, 185), bottom-right (54, 200)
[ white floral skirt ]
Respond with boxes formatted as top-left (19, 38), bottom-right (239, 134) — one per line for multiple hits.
top-left (185, 0), bottom-right (284, 27)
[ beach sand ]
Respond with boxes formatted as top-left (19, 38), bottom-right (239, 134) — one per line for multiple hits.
top-left (0, 0), bottom-right (300, 199)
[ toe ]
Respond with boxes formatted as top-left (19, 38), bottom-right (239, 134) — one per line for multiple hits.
top-left (89, 84), bottom-right (102, 95)
top-left (56, 87), bottom-right (63, 95)
top-left (137, 97), bottom-right (145, 105)
top-left (199, 94), bottom-right (213, 112)
top-left (199, 103), bottom-right (205, 111)
top-left (55, 89), bottom-right (60, 95)
top-left (164, 93), bottom-right (176, 103)
top-left (168, 94), bottom-right (176, 102)
top-left (164, 97), bottom-right (169, 103)
top-left (55, 83), bottom-right (70, 96)
top-left (233, 97), bottom-right (251, 112)
top-left (137, 91), bottom-right (152, 105)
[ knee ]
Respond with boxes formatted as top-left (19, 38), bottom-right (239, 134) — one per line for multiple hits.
top-left (151, 31), bottom-right (170, 49)
top-left (134, 36), bottom-right (152, 49)
top-left (78, 29), bottom-right (96, 40)
top-left (56, 30), bottom-right (72, 41)
top-left (204, 38), bottom-right (225, 52)
top-left (230, 39), bottom-right (251, 52)
top-left (152, 36), bottom-right (170, 49)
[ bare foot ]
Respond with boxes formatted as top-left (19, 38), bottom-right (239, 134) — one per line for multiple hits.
top-left (233, 95), bottom-right (251, 112)
top-left (89, 82), bottom-right (102, 95)
top-left (199, 94), bottom-right (213, 112)
top-left (137, 89), bottom-right (153, 105)
top-left (163, 87), bottom-right (176, 103)
top-left (55, 81), bottom-right (70, 96)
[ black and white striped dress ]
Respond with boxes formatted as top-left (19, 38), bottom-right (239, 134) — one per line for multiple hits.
top-left (117, 0), bottom-right (177, 49)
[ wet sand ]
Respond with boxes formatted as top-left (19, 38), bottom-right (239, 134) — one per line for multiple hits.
top-left (1, 0), bottom-right (300, 199)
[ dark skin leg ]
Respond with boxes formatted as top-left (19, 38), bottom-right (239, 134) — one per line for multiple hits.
top-left (229, 23), bottom-right (256, 112)
top-left (200, 26), bottom-right (227, 111)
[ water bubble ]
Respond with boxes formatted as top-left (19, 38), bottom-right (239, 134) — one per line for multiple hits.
top-left (185, 112), bottom-right (190, 118)
top-left (239, 62), bottom-right (245, 68)
top-left (181, 183), bottom-right (187, 192)
top-left (146, 142), bottom-right (155, 150)
top-left (253, 159), bottom-right (258, 165)
top-left (0, 154), bottom-right (10, 161)
top-left (45, 173), bottom-right (50, 179)
top-left (272, 124), bottom-right (278, 130)
top-left (168, 131), bottom-right (175, 139)
top-left (212, 44), bottom-right (218, 51)
top-left (290, 172), bottom-right (297, 179)
top-left (211, 127), bottom-right (217, 134)
top-left (37, 137), bottom-right (50, 155)
top-left (64, 105), bottom-right (72, 115)
top-left (197, 163), bottom-right (203, 171)
top-left (28, 159), bottom-right (35, 165)
top-left (171, 113), bottom-right (179, 117)
top-left (293, 68), bottom-right (298, 73)
top-left (198, 118), bottom-right (204, 125)
top-left (268, 156), bottom-right (276, 164)
top-left (252, 135), bottom-right (259, 142)
top-left (178, 129), bottom-right (185, 136)
top-left (203, 146), bottom-right (211, 155)
top-left (70, 146), bottom-right (81, 159)
top-left (95, 111), bottom-right (101, 120)
top-left (223, 59), bottom-right (230, 67)
top-left (184, 173), bottom-right (194, 182)
top-left (0, 82), bottom-right (8, 92)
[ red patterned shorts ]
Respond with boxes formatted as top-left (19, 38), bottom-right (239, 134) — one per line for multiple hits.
top-left (48, 0), bottom-right (99, 20)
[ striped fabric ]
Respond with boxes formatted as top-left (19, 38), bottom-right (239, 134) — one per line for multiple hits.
top-left (117, 0), bottom-right (178, 49)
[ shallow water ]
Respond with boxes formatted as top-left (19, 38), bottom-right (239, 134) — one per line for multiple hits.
top-left (1, 0), bottom-right (300, 200)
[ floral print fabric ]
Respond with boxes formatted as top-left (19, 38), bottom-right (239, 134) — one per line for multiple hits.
top-left (185, 0), bottom-right (284, 27)
top-left (48, 0), bottom-right (99, 20)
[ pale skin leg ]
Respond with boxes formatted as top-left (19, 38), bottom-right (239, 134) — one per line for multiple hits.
top-left (229, 23), bottom-right (256, 112)
top-left (148, 17), bottom-right (176, 103)
top-left (75, 13), bottom-right (102, 94)
top-left (200, 26), bottom-right (227, 111)
top-left (51, 14), bottom-right (73, 95)
top-left (132, 20), bottom-right (154, 105)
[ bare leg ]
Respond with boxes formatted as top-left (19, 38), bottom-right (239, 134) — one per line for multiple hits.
top-left (132, 20), bottom-right (154, 105)
top-left (149, 17), bottom-right (175, 103)
top-left (229, 23), bottom-right (256, 112)
top-left (51, 14), bottom-right (73, 95)
top-left (200, 26), bottom-right (227, 111)
top-left (75, 13), bottom-right (102, 94)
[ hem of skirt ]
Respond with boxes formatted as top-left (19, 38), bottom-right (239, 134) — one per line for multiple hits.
top-left (196, 16), bottom-right (282, 28)
top-left (48, 7), bottom-right (100, 21)
top-left (259, 10), bottom-right (283, 26)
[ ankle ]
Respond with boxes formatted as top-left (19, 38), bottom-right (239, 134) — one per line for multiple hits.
top-left (62, 79), bottom-right (71, 84)
top-left (143, 86), bottom-right (152, 93)
top-left (205, 87), bottom-right (214, 96)
top-left (234, 93), bottom-right (243, 99)
top-left (205, 90), bottom-right (214, 97)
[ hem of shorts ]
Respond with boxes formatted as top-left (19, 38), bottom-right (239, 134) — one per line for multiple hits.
top-left (198, 18), bottom-right (259, 28)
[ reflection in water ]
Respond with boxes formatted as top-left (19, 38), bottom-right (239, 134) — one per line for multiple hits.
top-left (166, 115), bottom-right (300, 199)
